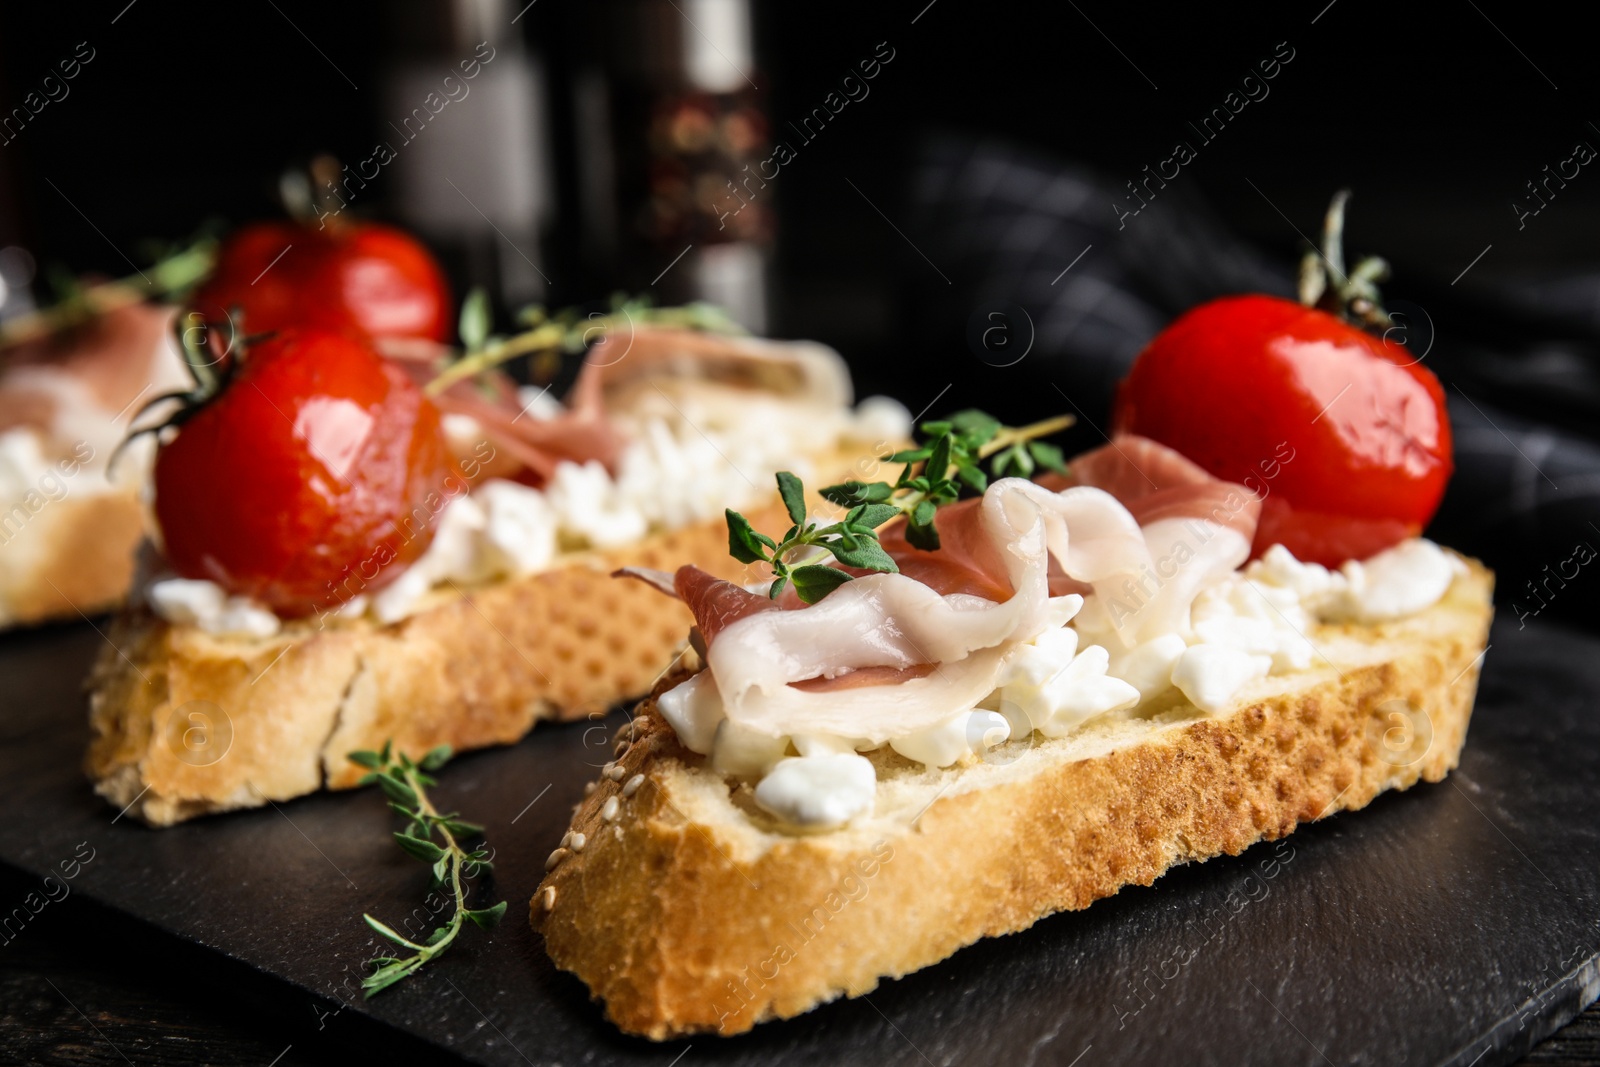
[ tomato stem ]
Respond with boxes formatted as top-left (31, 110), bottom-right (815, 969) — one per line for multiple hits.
top-left (107, 312), bottom-right (243, 477)
top-left (1297, 189), bottom-right (1392, 330)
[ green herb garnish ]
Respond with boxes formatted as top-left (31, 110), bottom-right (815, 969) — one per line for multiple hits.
top-left (0, 230), bottom-right (217, 348)
top-left (348, 742), bottom-right (505, 996)
top-left (425, 290), bottom-right (742, 397)
top-left (727, 410), bottom-right (1074, 603)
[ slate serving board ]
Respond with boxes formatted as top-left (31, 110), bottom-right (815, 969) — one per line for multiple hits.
top-left (1, 613), bottom-right (1597, 1067)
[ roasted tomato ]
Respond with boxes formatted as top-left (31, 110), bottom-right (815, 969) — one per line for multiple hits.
top-left (1114, 292), bottom-right (1452, 567)
top-left (153, 329), bottom-right (457, 615)
top-left (191, 219), bottom-right (452, 343)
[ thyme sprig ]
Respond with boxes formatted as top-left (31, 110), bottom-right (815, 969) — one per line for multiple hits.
top-left (348, 742), bottom-right (505, 996)
top-left (726, 410), bottom-right (1074, 603)
top-left (726, 470), bottom-right (902, 604)
top-left (0, 232), bottom-right (217, 348)
top-left (425, 291), bottom-right (741, 397)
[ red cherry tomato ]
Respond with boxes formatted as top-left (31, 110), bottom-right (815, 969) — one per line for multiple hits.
top-left (1113, 293), bottom-right (1452, 567)
top-left (153, 330), bottom-right (457, 616)
top-left (192, 220), bottom-right (452, 343)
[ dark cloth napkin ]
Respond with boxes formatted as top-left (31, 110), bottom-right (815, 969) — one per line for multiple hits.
top-left (905, 136), bottom-right (1600, 632)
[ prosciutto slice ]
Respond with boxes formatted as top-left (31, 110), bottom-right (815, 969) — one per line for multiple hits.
top-left (674, 564), bottom-right (781, 642)
top-left (1064, 434), bottom-right (1262, 645)
top-left (664, 479), bottom-right (1146, 740)
top-left (627, 435), bottom-right (1267, 743)
top-left (1, 303), bottom-right (180, 441)
top-left (872, 497), bottom-right (1013, 601)
top-left (1068, 434), bottom-right (1260, 540)
top-left (385, 326), bottom-right (853, 485)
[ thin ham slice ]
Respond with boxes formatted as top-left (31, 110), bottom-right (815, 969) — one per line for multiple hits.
top-left (790, 663), bottom-right (935, 691)
top-left (673, 564), bottom-right (780, 643)
top-left (623, 565), bottom-right (937, 693)
top-left (433, 388), bottom-right (625, 479)
top-left (385, 326), bottom-right (854, 486)
top-left (1, 303), bottom-right (178, 437)
top-left (871, 444), bottom-right (1233, 604)
top-left (1068, 434), bottom-right (1260, 541)
top-left (630, 437), bottom-right (1268, 741)
top-left (873, 497), bottom-right (1014, 602)
top-left (662, 479), bottom-right (1149, 740)
top-left (1062, 434), bottom-right (1261, 644)
top-left (580, 327), bottom-right (852, 414)
top-left (388, 345), bottom-right (627, 479)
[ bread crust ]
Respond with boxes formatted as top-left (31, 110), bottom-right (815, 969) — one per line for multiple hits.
top-left (0, 487), bottom-right (145, 629)
top-left (85, 446), bottom-right (876, 826)
top-left (531, 559), bottom-right (1495, 1039)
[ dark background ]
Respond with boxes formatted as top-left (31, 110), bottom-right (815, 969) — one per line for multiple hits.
top-left (4, 0), bottom-right (1598, 365)
top-left (2, 1), bottom-right (1598, 1063)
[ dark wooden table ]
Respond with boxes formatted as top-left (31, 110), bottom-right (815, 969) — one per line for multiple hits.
top-left (1, 861), bottom-right (1595, 1066)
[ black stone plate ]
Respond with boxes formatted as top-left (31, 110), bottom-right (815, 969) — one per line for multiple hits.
top-left (1, 613), bottom-right (1597, 1067)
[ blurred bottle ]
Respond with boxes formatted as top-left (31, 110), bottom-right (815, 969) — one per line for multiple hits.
top-left (0, 246), bottom-right (37, 326)
top-left (0, 105), bottom-right (36, 326)
top-left (380, 0), bottom-right (553, 312)
top-left (571, 0), bottom-right (773, 332)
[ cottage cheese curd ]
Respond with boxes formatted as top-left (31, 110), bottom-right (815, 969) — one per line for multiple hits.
top-left (148, 395), bottom-right (913, 635)
top-left (146, 578), bottom-right (286, 639)
top-left (654, 537), bottom-right (1463, 832)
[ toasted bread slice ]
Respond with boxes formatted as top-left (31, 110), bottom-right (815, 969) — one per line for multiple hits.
top-left (84, 445), bottom-right (877, 826)
top-left (0, 487), bottom-right (146, 629)
top-left (531, 556), bottom-right (1494, 1039)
